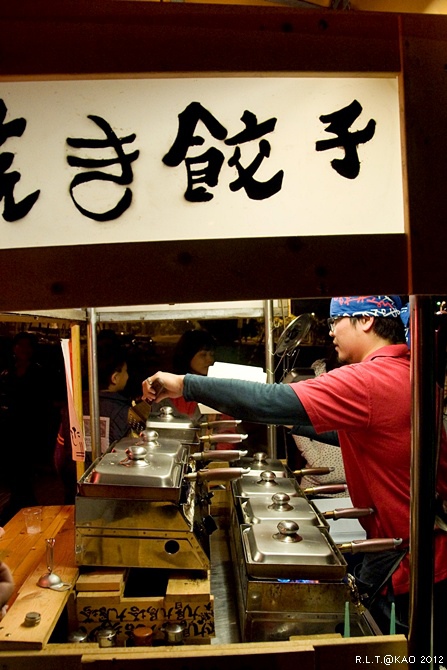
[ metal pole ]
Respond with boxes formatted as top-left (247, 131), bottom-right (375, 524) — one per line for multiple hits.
top-left (408, 295), bottom-right (437, 666)
top-left (71, 323), bottom-right (85, 480)
top-left (87, 307), bottom-right (101, 462)
top-left (264, 299), bottom-right (277, 458)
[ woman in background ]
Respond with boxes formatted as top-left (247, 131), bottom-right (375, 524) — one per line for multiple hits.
top-left (152, 329), bottom-right (216, 419)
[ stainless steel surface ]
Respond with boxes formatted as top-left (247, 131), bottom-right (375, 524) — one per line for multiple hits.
top-left (186, 467), bottom-right (251, 482)
top-left (199, 433), bottom-right (248, 444)
top-left (226, 454), bottom-right (371, 641)
top-left (91, 452), bottom-right (184, 489)
top-left (75, 432), bottom-right (216, 569)
top-left (37, 538), bottom-right (67, 589)
top-left (146, 406), bottom-right (198, 441)
top-left (264, 298), bottom-right (277, 460)
top-left (240, 493), bottom-right (321, 524)
top-left (244, 451), bottom-right (288, 476)
top-left (75, 494), bottom-right (211, 570)
top-left (209, 527), bottom-right (241, 644)
top-left (115, 434), bottom-right (187, 458)
top-left (78, 436), bottom-right (190, 501)
top-left (241, 521), bottom-right (346, 578)
top-left (232, 471), bottom-right (300, 498)
top-left (228, 502), bottom-right (369, 642)
top-left (87, 307), bottom-right (101, 462)
top-left (162, 621), bottom-right (186, 645)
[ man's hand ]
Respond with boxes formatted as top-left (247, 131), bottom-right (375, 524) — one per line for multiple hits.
top-left (142, 371), bottom-right (185, 403)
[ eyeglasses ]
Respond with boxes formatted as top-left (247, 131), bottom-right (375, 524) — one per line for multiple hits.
top-left (327, 316), bottom-right (347, 333)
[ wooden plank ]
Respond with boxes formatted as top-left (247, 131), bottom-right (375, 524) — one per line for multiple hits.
top-left (0, 506), bottom-right (75, 606)
top-left (0, 636), bottom-right (410, 670)
top-left (0, 509), bottom-right (78, 651)
top-left (0, 234), bottom-right (408, 313)
top-left (0, 1), bottom-right (400, 77)
top-left (313, 635), bottom-right (409, 669)
top-left (165, 571), bottom-right (211, 598)
top-left (0, 641), bottom-right (315, 670)
top-left (0, 563), bottom-right (78, 651)
top-left (76, 569), bottom-right (126, 593)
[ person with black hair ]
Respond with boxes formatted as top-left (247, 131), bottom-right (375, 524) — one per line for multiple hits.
top-left (55, 345), bottom-right (135, 503)
top-left (96, 346), bottom-right (133, 446)
top-left (0, 332), bottom-right (56, 522)
top-left (143, 296), bottom-right (447, 655)
top-left (153, 329), bottom-right (216, 419)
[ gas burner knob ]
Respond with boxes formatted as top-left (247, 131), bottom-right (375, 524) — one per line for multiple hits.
top-left (273, 520), bottom-right (303, 543)
top-left (269, 493), bottom-right (293, 511)
top-left (257, 471), bottom-right (278, 486)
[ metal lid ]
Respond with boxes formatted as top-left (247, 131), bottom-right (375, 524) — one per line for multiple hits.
top-left (24, 612), bottom-right (41, 627)
top-left (240, 493), bottom-right (319, 525)
top-left (233, 473), bottom-right (299, 498)
top-left (68, 627), bottom-right (89, 643)
top-left (163, 621), bottom-right (186, 644)
top-left (132, 626), bottom-right (154, 646)
top-left (147, 406), bottom-right (195, 430)
top-left (273, 520), bottom-right (303, 543)
top-left (97, 628), bottom-right (116, 647)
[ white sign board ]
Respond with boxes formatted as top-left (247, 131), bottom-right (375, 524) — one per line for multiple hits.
top-left (0, 77), bottom-right (404, 249)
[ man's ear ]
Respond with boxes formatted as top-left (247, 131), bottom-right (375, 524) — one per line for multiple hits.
top-left (109, 371), bottom-right (119, 387)
top-left (360, 315), bottom-right (375, 332)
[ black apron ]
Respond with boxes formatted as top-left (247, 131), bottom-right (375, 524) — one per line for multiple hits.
top-left (353, 549), bottom-right (409, 635)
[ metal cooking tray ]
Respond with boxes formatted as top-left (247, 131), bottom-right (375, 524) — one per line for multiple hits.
top-left (111, 435), bottom-right (188, 459)
top-left (240, 454), bottom-right (287, 478)
top-left (241, 522), bottom-right (346, 579)
top-left (146, 408), bottom-right (197, 441)
top-left (232, 474), bottom-right (300, 498)
top-left (240, 495), bottom-right (321, 525)
top-left (92, 452), bottom-right (183, 487)
top-left (77, 445), bottom-right (189, 502)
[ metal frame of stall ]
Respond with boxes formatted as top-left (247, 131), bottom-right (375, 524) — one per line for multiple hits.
top-left (2, 299), bottom-right (283, 462)
top-left (3, 3), bottom-right (447, 667)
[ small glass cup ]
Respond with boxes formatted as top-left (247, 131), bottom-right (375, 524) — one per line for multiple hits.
top-left (22, 507), bottom-right (42, 534)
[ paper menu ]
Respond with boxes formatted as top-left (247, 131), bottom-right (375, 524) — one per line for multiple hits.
top-left (198, 361), bottom-right (267, 414)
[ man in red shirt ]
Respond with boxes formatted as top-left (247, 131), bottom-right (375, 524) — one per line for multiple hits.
top-left (143, 296), bottom-right (447, 655)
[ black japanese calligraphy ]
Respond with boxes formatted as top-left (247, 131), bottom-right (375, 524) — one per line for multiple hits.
top-left (67, 115), bottom-right (139, 221)
top-left (78, 600), bottom-right (214, 643)
top-left (0, 99), bottom-right (40, 222)
top-left (163, 102), bottom-right (283, 202)
top-left (316, 99), bottom-right (376, 179)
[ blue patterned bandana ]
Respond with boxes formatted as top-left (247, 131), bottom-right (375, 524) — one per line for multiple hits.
top-left (400, 302), bottom-right (410, 347)
top-left (330, 296), bottom-right (402, 319)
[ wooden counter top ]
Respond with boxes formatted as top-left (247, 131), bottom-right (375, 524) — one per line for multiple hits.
top-left (0, 505), bottom-right (78, 650)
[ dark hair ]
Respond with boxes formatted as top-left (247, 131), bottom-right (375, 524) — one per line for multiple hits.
top-left (13, 331), bottom-right (38, 350)
top-left (350, 315), bottom-right (406, 345)
top-left (97, 346), bottom-right (127, 389)
top-left (172, 329), bottom-right (216, 374)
